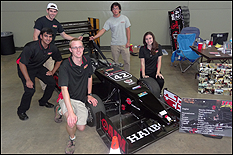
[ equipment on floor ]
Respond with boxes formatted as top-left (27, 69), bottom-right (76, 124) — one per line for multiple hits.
top-left (54, 17), bottom-right (100, 56)
top-left (109, 136), bottom-right (121, 154)
top-left (171, 33), bottom-right (201, 73)
top-left (129, 44), bottom-right (138, 56)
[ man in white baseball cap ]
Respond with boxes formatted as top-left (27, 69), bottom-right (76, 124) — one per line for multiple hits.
top-left (33, 2), bottom-right (83, 91)
top-left (47, 3), bottom-right (58, 10)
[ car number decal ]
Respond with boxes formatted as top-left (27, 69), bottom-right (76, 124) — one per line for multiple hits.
top-left (108, 71), bottom-right (132, 81)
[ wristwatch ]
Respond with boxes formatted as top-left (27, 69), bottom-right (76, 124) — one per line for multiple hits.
top-left (87, 93), bottom-right (92, 96)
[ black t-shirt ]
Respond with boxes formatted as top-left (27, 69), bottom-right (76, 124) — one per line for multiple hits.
top-left (34, 16), bottom-right (64, 43)
top-left (16, 40), bottom-right (62, 69)
top-left (58, 55), bottom-right (93, 102)
top-left (139, 44), bottom-right (163, 74)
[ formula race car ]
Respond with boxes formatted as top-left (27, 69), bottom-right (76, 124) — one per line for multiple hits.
top-left (53, 33), bottom-right (181, 154)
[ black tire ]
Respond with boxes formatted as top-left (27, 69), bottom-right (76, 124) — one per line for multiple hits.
top-left (86, 94), bottom-right (106, 127)
top-left (139, 77), bottom-right (160, 98)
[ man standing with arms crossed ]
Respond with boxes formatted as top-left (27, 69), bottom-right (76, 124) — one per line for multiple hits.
top-left (89, 2), bottom-right (131, 72)
top-left (33, 2), bottom-right (83, 91)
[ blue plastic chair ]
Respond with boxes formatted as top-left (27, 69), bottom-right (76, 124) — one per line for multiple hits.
top-left (171, 33), bottom-right (201, 73)
top-left (180, 27), bottom-right (203, 46)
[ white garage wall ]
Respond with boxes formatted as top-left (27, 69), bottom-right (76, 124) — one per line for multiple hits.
top-left (1, 1), bottom-right (232, 48)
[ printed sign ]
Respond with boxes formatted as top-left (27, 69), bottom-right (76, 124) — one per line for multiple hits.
top-left (179, 98), bottom-right (232, 137)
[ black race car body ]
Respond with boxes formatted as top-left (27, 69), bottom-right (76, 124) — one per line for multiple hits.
top-left (92, 64), bottom-right (180, 153)
top-left (53, 35), bottom-right (181, 154)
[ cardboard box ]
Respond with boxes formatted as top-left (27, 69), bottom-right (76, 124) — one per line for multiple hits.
top-left (132, 47), bottom-right (140, 53)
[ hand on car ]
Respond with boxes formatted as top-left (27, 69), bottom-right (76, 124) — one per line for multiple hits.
top-left (89, 36), bottom-right (95, 41)
top-left (78, 35), bottom-right (83, 41)
top-left (87, 95), bottom-right (98, 107)
top-left (156, 73), bottom-right (164, 79)
top-left (142, 75), bottom-right (149, 78)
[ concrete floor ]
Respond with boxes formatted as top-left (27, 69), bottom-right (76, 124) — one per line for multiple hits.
top-left (1, 49), bottom-right (232, 154)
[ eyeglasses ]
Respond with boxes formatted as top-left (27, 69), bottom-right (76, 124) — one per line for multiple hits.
top-left (71, 46), bottom-right (84, 50)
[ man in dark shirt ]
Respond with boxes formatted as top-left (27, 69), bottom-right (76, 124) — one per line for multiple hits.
top-left (33, 2), bottom-right (83, 91)
top-left (55, 38), bottom-right (97, 154)
top-left (16, 27), bottom-right (62, 121)
top-left (33, 3), bottom-right (81, 43)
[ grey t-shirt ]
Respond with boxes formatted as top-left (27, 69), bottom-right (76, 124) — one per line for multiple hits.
top-left (103, 14), bottom-right (131, 45)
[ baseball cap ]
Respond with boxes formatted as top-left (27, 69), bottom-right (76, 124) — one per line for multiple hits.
top-left (47, 3), bottom-right (58, 11)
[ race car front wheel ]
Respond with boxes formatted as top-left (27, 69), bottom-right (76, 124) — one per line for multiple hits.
top-left (139, 77), bottom-right (160, 98)
top-left (86, 94), bottom-right (106, 127)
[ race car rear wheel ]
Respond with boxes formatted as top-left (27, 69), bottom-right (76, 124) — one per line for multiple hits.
top-left (139, 77), bottom-right (160, 98)
top-left (86, 94), bottom-right (106, 127)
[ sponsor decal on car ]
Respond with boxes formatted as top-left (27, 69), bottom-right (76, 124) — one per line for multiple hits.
top-left (159, 110), bottom-right (172, 122)
top-left (126, 98), bottom-right (140, 110)
top-left (124, 79), bottom-right (135, 85)
top-left (101, 118), bottom-right (127, 153)
top-left (138, 91), bottom-right (148, 97)
top-left (126, 98), bottom-right (131, 104)
top-left (126, 123), bottom-right (161, 143)
top-left (132, 85), bottom-right (141, 90)
top-left (106, 68), bottom-right (114, 72)
top-left (163, 89), bottom-right (181, 112)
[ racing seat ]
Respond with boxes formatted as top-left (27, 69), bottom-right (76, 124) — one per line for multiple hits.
top-left (171, 33), bottom-right (201, 73)
top-left (180, 27), bottom-right (203, 46)
top-left (211, 32), bottom-right (228, 45)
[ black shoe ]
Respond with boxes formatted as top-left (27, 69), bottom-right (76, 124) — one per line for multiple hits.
top-left (17, 112), bottom-right (29, 121)
top-left (39, 102), bottom-right (54, 108)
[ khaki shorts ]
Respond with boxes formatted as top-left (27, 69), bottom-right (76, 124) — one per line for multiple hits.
top-left (59, 99), bottom-right (88, 125)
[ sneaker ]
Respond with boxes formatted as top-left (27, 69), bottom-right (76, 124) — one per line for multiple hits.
top-left (54, 105), bottom-right (62, 123)
top-left (65, 139), bottom-right (75, 154)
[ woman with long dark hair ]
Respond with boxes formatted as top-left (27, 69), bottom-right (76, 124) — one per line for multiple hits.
top-left (139, 31), bottom-right (164, 92)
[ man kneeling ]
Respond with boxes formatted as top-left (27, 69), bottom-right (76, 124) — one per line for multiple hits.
top-left (54, 38), bottom-right (97, 154)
